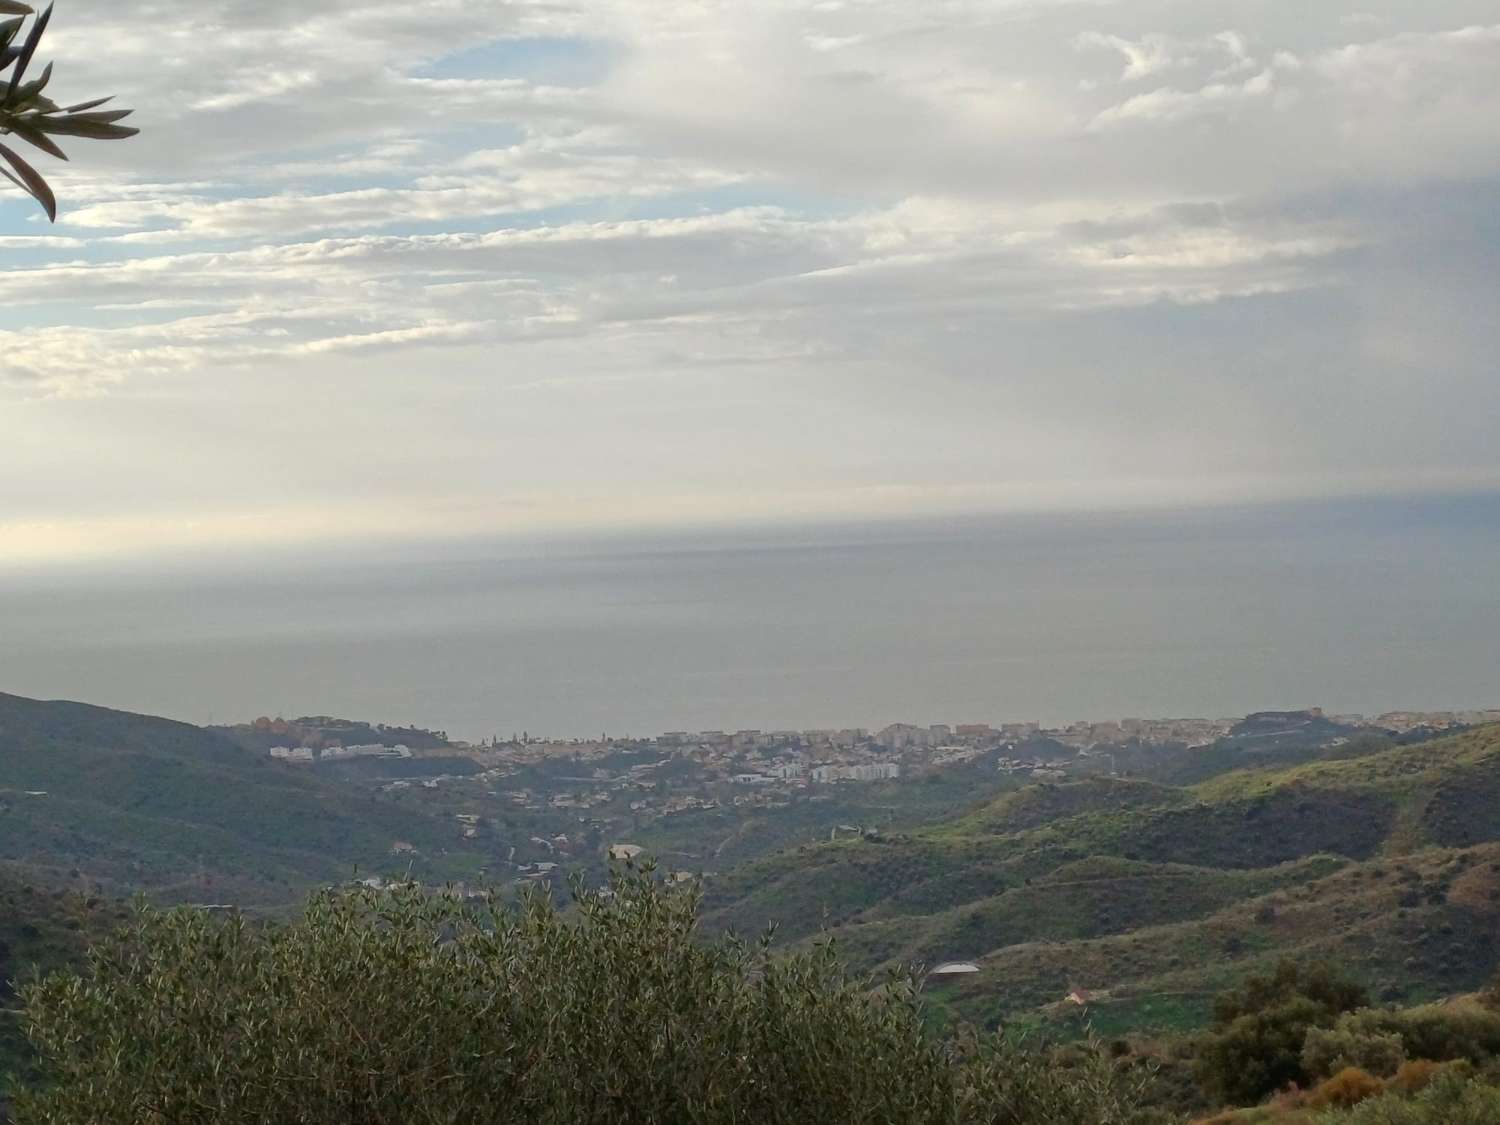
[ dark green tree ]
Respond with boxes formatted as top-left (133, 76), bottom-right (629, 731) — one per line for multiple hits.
top-left (0, 2), bottom-right (137, 220)
top-left (1196, 958), bottom-right (1370, 1108)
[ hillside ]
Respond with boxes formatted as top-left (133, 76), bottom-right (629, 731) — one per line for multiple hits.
top-left (0, 863), bottom-right (126, 1110)
top-left (0, 693), bottom-right (491, 903)
top-left (700, 724), bottom-right (1500, 1035)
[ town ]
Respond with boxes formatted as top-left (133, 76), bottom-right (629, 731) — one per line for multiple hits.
top-left (210, 706), bottom-right (1500, 889)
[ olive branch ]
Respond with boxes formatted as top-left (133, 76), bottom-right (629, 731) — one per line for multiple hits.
top-left (0, 1), bottom-right (138, 221)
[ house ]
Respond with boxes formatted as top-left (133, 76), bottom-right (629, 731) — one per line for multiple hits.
top-left (609, 843), bottom-right (644, 861)
top-left (929, 962), bottom-right (981, 978)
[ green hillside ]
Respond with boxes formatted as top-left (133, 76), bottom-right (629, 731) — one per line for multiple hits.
top-left (700, 724), bottom-right (1500, 1036)
top-left (0, 863), bottom-right (126, 1107)
top-left (0, 693), bottom-right (490, 903)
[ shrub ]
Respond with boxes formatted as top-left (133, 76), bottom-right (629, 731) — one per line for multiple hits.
top-left (1311, 1070), bottom-right (1500, 1123)
top-left (1337, 1004), bottom-right (1500, 1065)
top-left (1482, 965), bottom-right (1500, 1012)
top-left (13, 871), bottom-right (1147, 1125)
top-left (1302, 1025), bottom-right (1407, 1081)
top-left (1213, 960), bottom-right (1369, 1027)
top-left (1389, 1059), bottom-right (1442, 1094)
top-left (1197, 960), bottom-right (1370, 1106)
top-left (1306, 1067), bottom-right (1385, 1110)
top-left (1197, 995), bottom-right (1329, 1105)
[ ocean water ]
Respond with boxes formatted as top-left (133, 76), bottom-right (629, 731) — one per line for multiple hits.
top-left (3, 495), bottom-right (1498, 739)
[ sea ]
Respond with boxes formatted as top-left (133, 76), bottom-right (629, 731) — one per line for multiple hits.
top-left (2, 493), bottom-right (1498, 739)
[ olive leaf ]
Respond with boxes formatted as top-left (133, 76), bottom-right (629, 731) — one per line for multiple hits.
top-left (0, 2), bottom-right (137, 221)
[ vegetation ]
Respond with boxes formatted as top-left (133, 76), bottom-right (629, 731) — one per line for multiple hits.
top-left (1316, 1072), bottom-right (1500, 1123)
top-left (0, 694), bottom-right (495, 902)
top-left (0, 867), bottom-right (124, 1115)
top-left (0, 2), bottom-right (137, 219)
top-left (700, 725), bottom-right (1500, 1036)
top-left (4, 696), bottom-right (1499, 1120)
top-left (1094, 961), bottom-right (1500, 1121)
top-left (1194, 960), bottom-right (1370, 1105)
top-left (11, 870), bottom-right (1152, 1125)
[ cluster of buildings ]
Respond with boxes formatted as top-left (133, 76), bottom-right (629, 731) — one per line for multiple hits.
top-left (320, 743), bottom-right (413, 761)
top-left (269, 742), bottom-right (413, 763)
top-left (263, 707), bottom-right (1500, 864)
top-left (1361, 710), bottom-right (1500, 734)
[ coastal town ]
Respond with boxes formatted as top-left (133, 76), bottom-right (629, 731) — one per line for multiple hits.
top-left (211, 706), bottom-right (1500, 888)
top-left (235, 706), bottom-right (1500, 786)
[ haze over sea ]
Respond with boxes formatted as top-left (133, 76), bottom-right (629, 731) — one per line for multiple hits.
top-left (2, 492), bottom-right (1496, 740)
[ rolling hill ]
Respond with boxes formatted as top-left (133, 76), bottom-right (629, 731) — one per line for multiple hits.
top-left (0, 692), bottom-right (490, 903)
top-left (699, 723), bottom-right (1500, 1035)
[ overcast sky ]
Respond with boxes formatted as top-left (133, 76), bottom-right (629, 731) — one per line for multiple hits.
top-left (2, 0), bottom-right (1498, 568)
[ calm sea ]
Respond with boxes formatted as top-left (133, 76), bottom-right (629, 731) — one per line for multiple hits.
top-left (3, 494), bottom-right (1498, 739)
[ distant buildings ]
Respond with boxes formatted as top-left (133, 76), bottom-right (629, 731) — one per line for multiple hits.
top-left (811, 763), bottom-right (900, 784)
top-left (269, 742), bottom-right (411, 763)
top-left (320, 743), bottom-right (413, 761)
top-left (875, 723), bottom-right (931, 750)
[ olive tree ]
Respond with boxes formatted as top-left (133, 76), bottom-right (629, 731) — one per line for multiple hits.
top-left (13, 869), bottom-right (1149, 1125)
top-left (0, 2), bottom-right (137, 220)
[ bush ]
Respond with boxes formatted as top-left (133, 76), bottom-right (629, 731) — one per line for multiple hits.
top-left (1482, 965), bottom-right (1500, 1012)
top-left (1196, 960), bottom-right (1370, 1106)
top-left (13, 871), bottom-right (1147, 1125)
top-left (1306, 1067), bottom-right (1385, 1110)
top-left (1197, 995), bottom-right (1330, 1106)
top-left (1336, 1004), bottom-right (1500, 1065)
top-left (1212, 960), bottom-right (1369, 1027)
top-left (1312, 1070), bottom-right (1500, 1123)
top-left (1389, 1059), bottom-right (1442, 1094)
top-left (1302, 1025), bottom-right (1407, 1081)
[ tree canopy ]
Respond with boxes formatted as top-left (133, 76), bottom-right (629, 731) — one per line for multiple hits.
top-left (13, 869), bottom-right (1148, 1125)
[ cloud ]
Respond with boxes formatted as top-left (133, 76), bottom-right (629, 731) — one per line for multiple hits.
top-left (1, 0), bottom-right (1499, 559)
top-left (1075, 31), bottom-right (1202, 81)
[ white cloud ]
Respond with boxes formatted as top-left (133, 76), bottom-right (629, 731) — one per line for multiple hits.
top-left (1, 0), bottom-right (1499, 558)
top-left (1075, 31), bottom-right (1198, 81)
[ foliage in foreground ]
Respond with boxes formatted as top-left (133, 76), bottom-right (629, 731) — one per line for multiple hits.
top-left (1313, 1069), bottom-right (1500, 1122)
top-left (0, 2), bottom-right (137, 219)
top-left (1201, 1068), bottom-right (1500, 1123)
top-left (13, 870), bottom-right (1151, 1125)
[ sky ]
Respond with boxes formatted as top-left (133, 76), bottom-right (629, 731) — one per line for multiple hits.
top-left (1, 0), bottom-right (1498, 569)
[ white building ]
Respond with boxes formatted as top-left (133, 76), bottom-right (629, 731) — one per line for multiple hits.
top-left (811, 763), bottom-right (901, 783)
top-left (320, 743), bottom-right (413, 761)
top-left (929, 962), bottom-right (981, 978)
